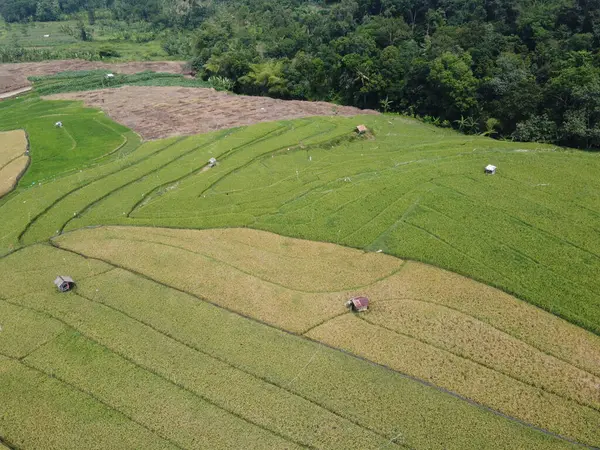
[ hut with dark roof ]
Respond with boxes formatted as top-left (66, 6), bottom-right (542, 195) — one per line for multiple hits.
top-left (54, 276), bottom-right (75, 292)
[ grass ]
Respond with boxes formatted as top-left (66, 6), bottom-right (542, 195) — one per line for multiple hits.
top-left (0, 94), bottom-right (136, 185)
top-left (0, 243), bottom-right (580, 449)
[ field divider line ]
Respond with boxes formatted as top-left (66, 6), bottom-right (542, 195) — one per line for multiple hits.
top-left (265, 176), bottom-right (371, 220)
top-left (0, 346), bottom-right (184, 450)
top-left (124, 127), bottom-right (242, 217)
top-left (0, 297), bottom-right (314, 450)
top-left (401, 220), bottom-right (517, 285)
top-left (379, 294), bottom-right (600, 381)
top-left (72, 292), bottom-right (402, 448)
top-left (0, 434), bottom-right (19, 450)
top-left (0, 154), bottom-right (25, 173)
top-left (59, 131), bottom-right (237, 234)
top-left (17, 137), bottom-right (188, 245)
top-left (126, 122), bottom-right (291, 217)
top-left (89, 117), bottom-right (128, 160)
top-left (49, 242), bottom-right (595, 449)
top-left (448, 173), bottom-right (600, 264)
top-left (363, 194), bottom-right (426, 249)
top-left (301, 311), bottom-right (351, 335)
top-left (170, 122), bottom-right (301, 200)
top-left (357, 314), bottom-right (600, 416)
top-left (343, 184), bottom-right (428, 245)
top-left (17, 329), bottom-right (68, 362)
top-left (105, 234), bottom-right (406, 294)
top-left (60, 126), bottom-right (77, 152)
top-left (429, 180), bottom-right (600, 285)
top-left (192, 121), bottom-right (344, 200)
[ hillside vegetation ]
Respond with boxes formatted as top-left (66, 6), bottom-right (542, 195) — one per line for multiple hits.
top-left (2, 0), bottom-right (599, 148)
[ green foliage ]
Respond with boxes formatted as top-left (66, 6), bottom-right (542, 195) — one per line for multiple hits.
top-left (238, 60), bottom-right (287, 97)
top-left (207, 75), bottom-right (234, 91)
top-left (428, 51), bottom-right (478, 117)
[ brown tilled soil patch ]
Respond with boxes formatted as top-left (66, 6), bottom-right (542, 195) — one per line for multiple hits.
top-left (44, 86), bottom-right (378, 139)
top-left (0, 60), bottom-right (186, 94)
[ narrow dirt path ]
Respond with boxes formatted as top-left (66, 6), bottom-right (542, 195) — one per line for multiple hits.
top-left (0, 87), bottom-right (32, 100)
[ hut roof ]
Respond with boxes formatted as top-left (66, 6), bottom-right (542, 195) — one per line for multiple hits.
top-left (485, 164), bottom-right (496, 171)
top-left (54, 275), bottom-right (74, 285)
top-left (351, 296), bottom-right (369, 309)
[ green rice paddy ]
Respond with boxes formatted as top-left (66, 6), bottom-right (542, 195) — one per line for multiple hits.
top-left (0, 90), bottom-right (599, 448)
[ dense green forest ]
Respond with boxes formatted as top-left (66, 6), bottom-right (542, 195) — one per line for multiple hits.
top-left (1, 0), bottom-right (599, 149)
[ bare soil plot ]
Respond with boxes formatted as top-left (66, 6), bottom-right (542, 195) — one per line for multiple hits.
top-left (0, 60), bottom-right (185, 94)
top-left (0, 130), bottom-right (28, 196)
top-left (53, 226), bottom-right (600, 446)
top-left (44, 86), bottom-right (378, 139)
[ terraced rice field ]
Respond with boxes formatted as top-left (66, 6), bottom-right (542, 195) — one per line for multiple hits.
top-left (1, 91), bottom-right (600, 448)
top-left (0, 130), bottom-right (28, 196)
top-left (0, 94), bottom-right (137, 185)
top-left (0, 238), bottom-right (586, 449)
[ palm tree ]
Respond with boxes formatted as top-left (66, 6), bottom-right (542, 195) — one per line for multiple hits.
top-left (454, 115), bottom-right (468, 132)
top-left (379, 96), bottom-right (393, 113)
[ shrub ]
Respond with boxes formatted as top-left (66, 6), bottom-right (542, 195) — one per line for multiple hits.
top-left (208, 75), bottom-right (234, 91)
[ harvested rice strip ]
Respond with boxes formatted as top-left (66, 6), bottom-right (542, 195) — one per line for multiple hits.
top-left (0, 300), bottom-right (65, 359)
top-left (363, 261), bottom-right (600, 378)
top-left (306, 314), bottom-right (600, 446)
top-left (0, 355), bottom-right (173, 450)
top-left (0, 155), bottom-right (28, 197)
top-left (0, 130), bottom-right (27, 167)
